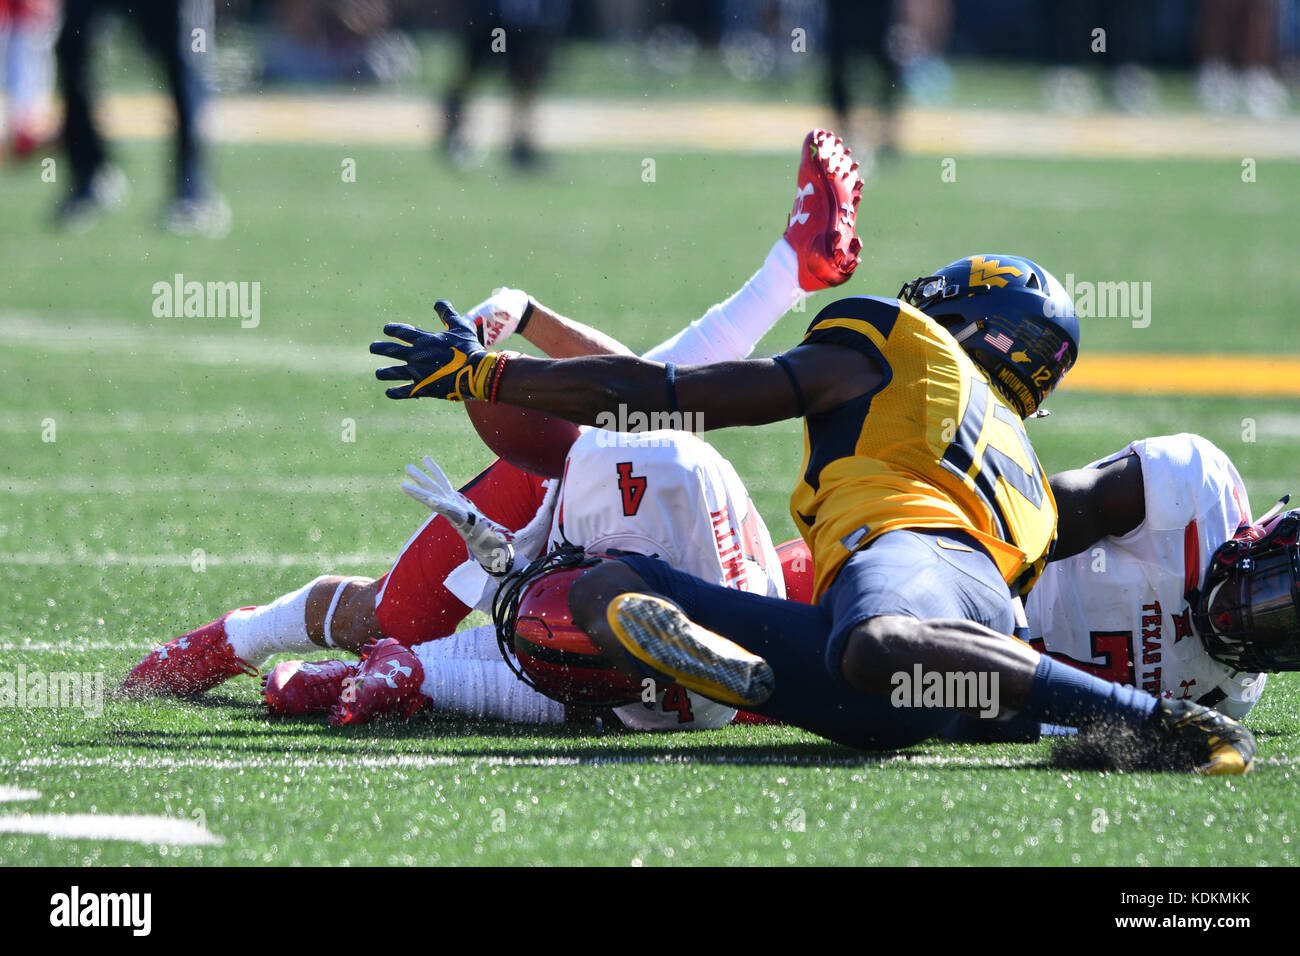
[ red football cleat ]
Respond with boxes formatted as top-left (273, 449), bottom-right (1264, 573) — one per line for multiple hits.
top-left (262, 658), bottom-right (358, 717)
top-left (327, 638), bottom-right (426, 726)
top-left (121, 612), bottom-right (259, 697)
top-left (783, 129), bottom-right (864, 292)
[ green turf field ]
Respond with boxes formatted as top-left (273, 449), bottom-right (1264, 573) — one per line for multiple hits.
top-left (2, 140), bottom-right (1299, 865)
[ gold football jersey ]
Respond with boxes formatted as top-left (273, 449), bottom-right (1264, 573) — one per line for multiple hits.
top-left (788, 295), bottom-right (1058, 601)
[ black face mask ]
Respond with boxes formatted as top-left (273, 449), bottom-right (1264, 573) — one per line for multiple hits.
top-left (1195, 511), bottom-right (1300, 672)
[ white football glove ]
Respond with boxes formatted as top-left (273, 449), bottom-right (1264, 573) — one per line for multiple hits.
top-left (401, 456), bottom-right (515, 575)
top-left (464, 287), bottom-right (530, 347)
top-left (510, 479), bottom-right (559, 565)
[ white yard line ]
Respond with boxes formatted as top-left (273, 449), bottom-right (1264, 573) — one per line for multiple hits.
top-left (5, 751), bottom-right (1291, 776)
top-left (1, 641), bottom-right (151, 652)
top-left (3, 751), bottom-right (1042, 772)
top-left (0, 786), bottom-right (42, 802)
top-left (0, 550), bottom-right (392, 568)
top-left (0, 313), bottom-right (367, 373)
top-left (1253, 412), bottom-right (1300, 438)
top-left (0, 813), bottom-right (223, 846)
top-left (0, 783), bottom-right (222, 847)
top-left (0, 411), bottom-right (434, 436)
top-left (0, 477), bottom-right (398, 495)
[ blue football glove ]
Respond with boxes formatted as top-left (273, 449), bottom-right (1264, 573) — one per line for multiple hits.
top-left (371, 300), bottom-right (506, 402)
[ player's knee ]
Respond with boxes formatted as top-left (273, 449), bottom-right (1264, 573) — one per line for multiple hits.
top-left (330, 578), bottom-right (384, 650)
top-left (338, 577), bottom-right (380, 617)
top-left (840, 615), bottom-right (924, 693)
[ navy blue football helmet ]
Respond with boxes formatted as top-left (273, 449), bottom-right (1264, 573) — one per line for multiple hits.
top-left (899, 254), bottom-right (1080, 418)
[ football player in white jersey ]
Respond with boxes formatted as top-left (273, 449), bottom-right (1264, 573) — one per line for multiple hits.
top-left (309, 428), bottom-right (1291, 737)
top-left (764, 430), bottom-right (1285, 734)
top-left (414, 427), bottom-right (1292, 739)
top-left (120, 130), bottom-right (863, 712)
top-left (286, 425), bottom-right (786, 730)
top-left (1029, 433), bottom-right (1271, 720)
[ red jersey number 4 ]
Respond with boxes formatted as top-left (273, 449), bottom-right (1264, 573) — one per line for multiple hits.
top-left (617, 462), bottom-right (647, 516)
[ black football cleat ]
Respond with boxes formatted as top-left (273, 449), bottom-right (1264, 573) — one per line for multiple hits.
top-left (1150, 698), bottom-right (1256, 775)
top-left (605, 593), bottom-right (774, 709)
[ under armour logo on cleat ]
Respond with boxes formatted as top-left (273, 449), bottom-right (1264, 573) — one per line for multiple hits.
top-left (372, 661), bottom-right (412, 689)
top-left (789, 182), bottom-right (814, 228)
top-left (158, 636), bottom-right (190, 660)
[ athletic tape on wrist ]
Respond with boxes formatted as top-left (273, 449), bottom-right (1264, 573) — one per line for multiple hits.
top-left (516, 298), bottom-right (536, 336)
top-left (467, 351), bottom-right (503, 401)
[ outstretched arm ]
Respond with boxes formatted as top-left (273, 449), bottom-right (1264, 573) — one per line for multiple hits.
top-left (492, 354), bottom-right (803, 430)
top-left (371, 300), bottom-right (879, 430)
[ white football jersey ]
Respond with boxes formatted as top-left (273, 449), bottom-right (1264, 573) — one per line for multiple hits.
top-left (552, 427), bottom-right (785, 730)
top-left (550, 427), bottom-right (784, 598)
top-left (1026, 433), bottom-right (1267, 719)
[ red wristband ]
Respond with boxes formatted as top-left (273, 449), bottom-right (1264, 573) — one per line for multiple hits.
top-left (489, 352), bottom-right (509, 403)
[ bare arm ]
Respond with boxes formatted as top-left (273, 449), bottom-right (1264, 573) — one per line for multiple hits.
top-left (519, 298), bottom-right (635, 358)
top-left (372, 301), bottom-right (880, 427)
top-left (1048, 453), bottom-right (1145, 561)
top-left (495, 343), bottom-right (881, 430)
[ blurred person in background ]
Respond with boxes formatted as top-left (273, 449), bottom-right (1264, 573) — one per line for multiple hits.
top-left (440, 0), bottom-right (569, 168)
top-left (825, 0), bottom-right (899, 158)
top-left (1043, 0), bottom-right (1160, 114)
top-left (1198, 0), bottom-right (1289, 117)
top-left (0, 0), bottom-right (56, 162)
top-left (54, 0), bottom-right (229, 235)
top-left (825, 0), bottom-right (950, 161)
top-left (261, 0), bottom-right (417, 84)
top-left (1283, 0), bottom-right (1300, 83)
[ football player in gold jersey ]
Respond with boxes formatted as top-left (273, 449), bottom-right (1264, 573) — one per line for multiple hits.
top-left (370, 254), bottom-right (1256, 774)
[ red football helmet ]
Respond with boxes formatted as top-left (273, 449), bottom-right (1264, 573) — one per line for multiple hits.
top-left (493, 547), bottom-right (643, 706)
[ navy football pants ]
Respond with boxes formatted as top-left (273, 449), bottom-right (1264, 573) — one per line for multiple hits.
top-left (616, 529), bottom-right (1019, 750)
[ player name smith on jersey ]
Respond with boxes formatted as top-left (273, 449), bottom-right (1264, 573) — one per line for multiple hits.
top-left (788, 295), bottom-right (1057, 600)
top-left (1027, 434), bottom-right (1267, 719)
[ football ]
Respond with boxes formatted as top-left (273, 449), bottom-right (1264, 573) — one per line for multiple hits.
top-left (464, 399), bottom-right (580, 478)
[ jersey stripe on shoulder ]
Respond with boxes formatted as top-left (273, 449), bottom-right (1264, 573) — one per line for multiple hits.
top-left (804, 295), bottom-right (901, 343)
top-left (798, 296), bottom-right (898, 398)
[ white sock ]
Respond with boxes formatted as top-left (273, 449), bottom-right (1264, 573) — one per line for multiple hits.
top-left (642, 238), bottom-right (801, 365)
top-left (224, 577), bottom-right (328, 668)
top-left (416, 624), bottom-right (504, 661)
top-left (413, 625), bottom-right (567, 724)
